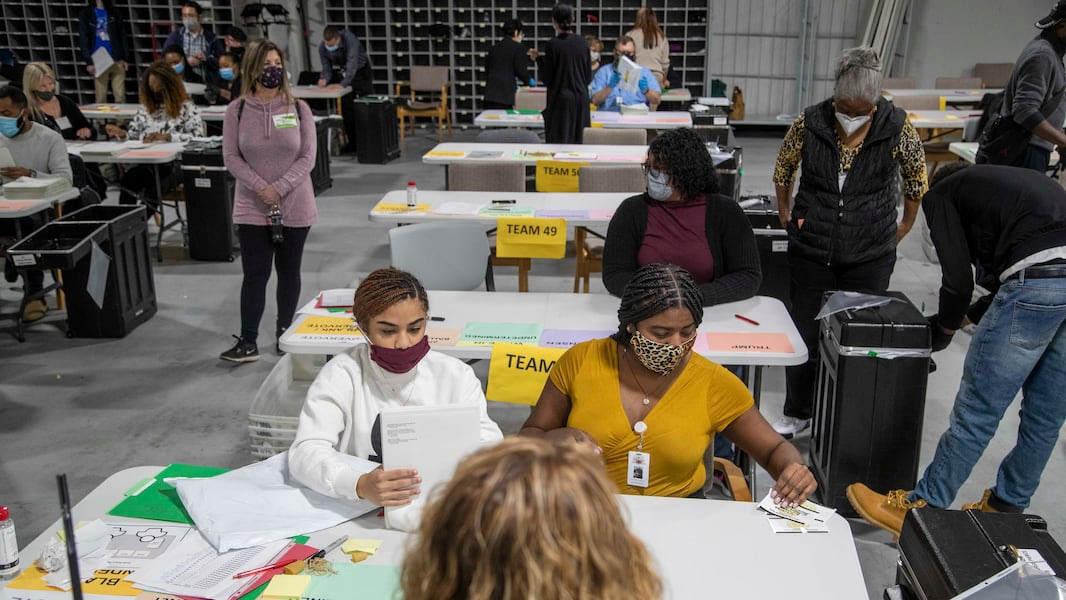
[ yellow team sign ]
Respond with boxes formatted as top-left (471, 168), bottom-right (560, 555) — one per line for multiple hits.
top-left (294, 315), bottom-right (363, 335)
top-left (486, 342), bottom-right (566, 405)
top-left (535, 159), bottom-right (588, 192)
top-left (495, 217), bottom-right (567, 259)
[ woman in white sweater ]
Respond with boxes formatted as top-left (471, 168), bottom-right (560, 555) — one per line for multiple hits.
top-left (288, 268), bottom-right (503, 506)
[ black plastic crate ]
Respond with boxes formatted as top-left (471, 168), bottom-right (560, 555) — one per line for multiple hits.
top-left (182, 146), bottom-right (237, 262)
top-left (353, 97), bottom-right (400, 164)
top-left (7, 222), bottom-right (109, 269)
top-left (53, 204), bottom-right (156, 338)
top-left (810, 291), bottom-right (930, 515)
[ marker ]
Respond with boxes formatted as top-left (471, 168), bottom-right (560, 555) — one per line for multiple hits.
top-left (734, 314), bottom-right (760, 326)
top-left (429, 316), bottom-right (446, 321)
top-left (491, 199), bottom-right (516, 205)
top-left (233, 557), bottom-right (303, 579)
top-left (311, 535), bottom-right (349, 559)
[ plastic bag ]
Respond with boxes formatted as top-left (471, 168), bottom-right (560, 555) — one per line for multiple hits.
top-left (953, 560), bottom-right (1066, 599)
top-left (615, 55), bottom-right (642, 94)
top-left (815, 291), bottom-right (901, 321)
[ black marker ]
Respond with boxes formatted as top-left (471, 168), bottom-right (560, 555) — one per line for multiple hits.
top-left (430, 316), bottom-right (446, 322)
top-left (491, 199), bottom-right (516, 205)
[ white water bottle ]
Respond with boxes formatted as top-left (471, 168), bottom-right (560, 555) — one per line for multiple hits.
top-left (0, 506), bottom-right (18, 581)
top-left (406, 181), bottom-right (418, 210)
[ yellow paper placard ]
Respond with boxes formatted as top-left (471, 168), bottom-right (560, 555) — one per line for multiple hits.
top-left (486, 342), bottom-right (566, 405)
top-left (373, 202), bottom-right (430, 213)
top-left (534, 159), bottom-right (588, 192)
top-left (294, 315), bottom-right (362, 335)
top-left (425, 150), bottom-right (466, 157)
top-left (938, 96), bottom-right (946, 110)
top-left (590, 122), bottom-right (604, 128)
top-left (495, 217), bottom-right (567, 259)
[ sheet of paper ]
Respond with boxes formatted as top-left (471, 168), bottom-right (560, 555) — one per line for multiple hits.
top-left (261, 574), bottom-right (310, 599)
top-left (588, 209), bottom-right (616, 220)
top-left (552, 151), bottom-right (596, 160)
top-left (317, 288), bottom-right (354, 308)
top-left (381, 404), bottom-right (481, 531)
top-left (0, 147), bottom-right (14, 168)
top-left (301, 563), bottom-right (400, 600)
top-left (537, 328), bottom-right (612, 348)
top-left (87, 240), bottom-right (110, 310)
top-left (427, 327), bottom-right (461, 346)
top-left (766, 516), bottom-right (829, 534)
top-left (373, 202), bottom-right (430, 214)
top-left (433, 201), bottom-right (483, 215)
top-left (293, 315), bottom-right (361, 335)
top-left (424, 150), bottom-right (466, 157)
top-left (705, 332), bottom-right (794, 354)
top-left (534, 209), bottom-right (589, 219)
top-left (92, 47), bottom-right (114, 79)
top-left (341, 539), bottom-right (382, 555)
top-left (476, 205), bottom-right (535, 217)
top-left (466, 150), bottom-right (504, 158)
top-left (457, 322), bottom-right (542, 346)
top-left (129, 529), bottom-right (290, 599)
top-left (756, 490), bottom-right (835, 528)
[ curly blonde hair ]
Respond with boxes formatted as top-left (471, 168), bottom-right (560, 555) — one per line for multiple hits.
top-left (401, 437), bottom-right (662, 600)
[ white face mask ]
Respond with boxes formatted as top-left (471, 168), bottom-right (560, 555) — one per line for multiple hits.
top-left (834, 112), bottom-right (871, 136)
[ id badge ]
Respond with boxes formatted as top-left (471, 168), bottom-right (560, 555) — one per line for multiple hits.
top-left (627, 451), bottom-right (650, 488)
top-left (273, 113), bottom-right (297, 128)
top-left (56, 117), bottom-right (72, 130)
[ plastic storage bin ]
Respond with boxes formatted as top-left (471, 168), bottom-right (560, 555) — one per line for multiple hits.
top-left (738, 195), bottom-right (790, 309)
top-left (182, 144), bottom-right (236, 262)
top-left (54, 204), bottom-right (157, 338)
top-left (810, 291), bottom-right (930, 515)
top-left (312, 116), bottom-right (337, 194)
top-left (248, 353), bottom-right (326, 459)
top-left (353, 97), bottom-right (400, 164)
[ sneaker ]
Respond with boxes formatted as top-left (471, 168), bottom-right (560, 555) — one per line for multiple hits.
top-left (772, 415), bottom-right (811, 439)
top-left (22, 299), bottom-right (48, 322)
top-left (276, 341), bottom-right (286, 356)
top-left (220, 335), bottom-right (259, 363)
top-left (846, 483), bottom-right (927, 538)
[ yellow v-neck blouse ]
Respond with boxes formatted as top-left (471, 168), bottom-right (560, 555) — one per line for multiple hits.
top-left (548, 338), bottom-right (753, 497)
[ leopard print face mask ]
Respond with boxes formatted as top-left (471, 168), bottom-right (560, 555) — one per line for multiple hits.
top-left (629, 329), bottom-right (697, 375)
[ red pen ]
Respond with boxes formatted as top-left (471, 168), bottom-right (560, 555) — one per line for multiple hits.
top-left (735, 314), bottom-right (760, 326)
top-left (233, 558), bottom-right (300, 579)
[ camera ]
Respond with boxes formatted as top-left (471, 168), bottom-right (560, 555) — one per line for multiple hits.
top-left (268, 205), bottom-right (284, 245)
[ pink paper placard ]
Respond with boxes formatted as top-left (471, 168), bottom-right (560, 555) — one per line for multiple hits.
top-left (704, 332), bottom-right (794, 354)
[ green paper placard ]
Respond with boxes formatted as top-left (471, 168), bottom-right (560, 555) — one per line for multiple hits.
top-left (107, 463), bottom-right (229, 524)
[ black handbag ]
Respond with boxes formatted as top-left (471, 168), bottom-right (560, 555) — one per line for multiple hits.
top-left (977, 86), bottom-right (1066, 165)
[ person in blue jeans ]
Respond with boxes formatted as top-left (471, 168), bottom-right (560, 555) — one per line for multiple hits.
top-left (589, 35), bottom-right (660, 111)
top-left (847, 163), bottom-right (1066, 538)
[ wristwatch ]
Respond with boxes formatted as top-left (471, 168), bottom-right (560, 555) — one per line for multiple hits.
top-left (28, 169), bottom-right (37, 178)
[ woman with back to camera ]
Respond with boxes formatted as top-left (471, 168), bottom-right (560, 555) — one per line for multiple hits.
top-left (540, 3), bottom-right (591, 143)
top-left (770, 46), bottom-right (927, 439)
top-left (627, 6), bottom-right (670, 90)
top-left (483, 19), bottom-right (535, 110)
top-left (521, 263), bottom-right (815, 505)
top-left (402, 437), bottom-right (661, 600)
top-left (104, 61), bottom-right (202, 213)
top-left (219, 40), bottom-right (317, 363)
top-left (288, 268), bottom-right (503, 506)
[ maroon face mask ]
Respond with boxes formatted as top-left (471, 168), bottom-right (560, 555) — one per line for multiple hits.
top-left (369, 335), bottom-right (430, 373)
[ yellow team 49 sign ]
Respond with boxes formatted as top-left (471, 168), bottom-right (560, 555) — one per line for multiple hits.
top-left (495, 217), bottom-right (567, 259)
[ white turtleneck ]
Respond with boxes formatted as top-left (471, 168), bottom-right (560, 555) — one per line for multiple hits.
top-left (288, 344), bottom-right (503, 500)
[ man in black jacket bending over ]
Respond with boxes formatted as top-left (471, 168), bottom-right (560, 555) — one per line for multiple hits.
top-left (848, 163), bottom-right (1066, 538)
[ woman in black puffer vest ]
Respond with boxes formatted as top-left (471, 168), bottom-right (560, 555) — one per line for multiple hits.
top-left (769, 46), bottom-right (929, 438)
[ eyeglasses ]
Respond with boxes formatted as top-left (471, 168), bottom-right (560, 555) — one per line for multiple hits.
top-left (641, 163), bottom-right (666, 177)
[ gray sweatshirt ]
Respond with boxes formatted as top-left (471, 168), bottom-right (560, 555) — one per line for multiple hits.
top-left (1002, 31), bottom-right (1066, 152)
top-left (0, 122), bottom-right (72, 184)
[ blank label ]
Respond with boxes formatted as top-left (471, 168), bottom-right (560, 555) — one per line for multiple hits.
top-left (194, 178), bottom-right (211, 188)
top-left (772, 240), bottom-right (788, 252)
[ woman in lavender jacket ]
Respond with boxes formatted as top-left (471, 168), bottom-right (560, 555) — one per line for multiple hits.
top-left (219, 39), bottom-right (317, 363)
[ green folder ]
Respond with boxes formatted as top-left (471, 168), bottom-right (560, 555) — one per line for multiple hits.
top-left (107, 463), bottom-right (228, 524)
top-left (507, 109), bottom-right (542, 115)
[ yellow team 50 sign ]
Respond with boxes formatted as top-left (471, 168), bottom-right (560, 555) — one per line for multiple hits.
top-left (495, 217), bottom-right (567, 259)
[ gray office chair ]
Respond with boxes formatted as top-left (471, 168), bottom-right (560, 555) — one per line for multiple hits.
top-left (882, 77), bottom-right (916, 89)
top-left (581, 127), bottom-right (647, 145)
top-left (389, 222), bottom-right (493, 291)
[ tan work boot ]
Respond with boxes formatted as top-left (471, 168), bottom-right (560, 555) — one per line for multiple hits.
top-left (22, 299), bottom-right (48, 323)
top-left (962, 489), bottom-right (997, 512)
top-left (846, 483), bottom-right (927, 538)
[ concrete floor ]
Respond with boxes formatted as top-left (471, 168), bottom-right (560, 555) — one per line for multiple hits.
top-left (1, 126), bottom-right (1064, 599)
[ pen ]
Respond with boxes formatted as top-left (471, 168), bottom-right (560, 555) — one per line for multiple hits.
top-left (734, 314), bottom-right (760, 326)
top-left (233, 557), bottom-right (302, 579)
top-left (312, 535), bottom-right (349, 559)
top-left (492, 199), bottom-right (516, 204)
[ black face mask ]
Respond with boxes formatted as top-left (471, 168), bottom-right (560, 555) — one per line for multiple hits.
top-left (34, 90), bottom-right (55, 102)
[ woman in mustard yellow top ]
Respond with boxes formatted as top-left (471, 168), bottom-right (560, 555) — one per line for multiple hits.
top-left (521, 263), bottom-right (816, 505)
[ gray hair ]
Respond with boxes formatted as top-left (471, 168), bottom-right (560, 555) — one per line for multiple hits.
top-left (833, 46), bottom-right (883, 104)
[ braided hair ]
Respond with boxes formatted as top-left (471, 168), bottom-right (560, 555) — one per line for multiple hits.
top-left (353, 268), bottom-right (430, 328)
top-left (613, 264), bottom-right (703, 342)
top-left (647, 128), bottom-right (720, 199)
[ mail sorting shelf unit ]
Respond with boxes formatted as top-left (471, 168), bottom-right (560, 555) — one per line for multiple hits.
top-left (322, 0), bottom-right (710, 127)
top-left (0, 0), bottom-right (231, 105)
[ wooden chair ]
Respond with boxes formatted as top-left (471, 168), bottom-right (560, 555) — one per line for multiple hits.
top-left (395, 66), bottom-right (451, 142)
top-left (934, 76), bottom-right (983, 89)
top-left (581, 127), bottom-right (647, 145)
top-left (882, 77), bottom-right (916, 89)
top-left (573, 164), bottom-right (644, 292)
top-left (447, 162), bottom-right (531, 292)
top-left (974, 63), bottom-right (1013, 88)
top-left (712, 457), bottom-right (752, 502)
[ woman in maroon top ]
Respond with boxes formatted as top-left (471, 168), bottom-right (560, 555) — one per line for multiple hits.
top-left (602, 128), bottom-right (761, 306)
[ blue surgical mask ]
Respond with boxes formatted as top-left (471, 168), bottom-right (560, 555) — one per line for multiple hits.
top-left (220, 68), bottom-right (235, 81)
top-left (172, 62), bottom-right (185, 75)
top-left (325, 43), bottom-right (339, 52)
top-left (182, 17), bottom-right (198, 30)
top-left (0, 111), bottom-right (23, 138)
top-left (645, 169), bottom-right (673, 201)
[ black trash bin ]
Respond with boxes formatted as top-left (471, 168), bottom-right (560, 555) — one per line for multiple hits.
top-left (9, 204), bottom-right (156, 338)
top-left (737, 195), bottom-right (789, 309)
top-left (809, 291), bottom-right (930, 515)
top-left (182, 144), bottom-right (236, 262)
top-left (711, 146), bottom-right (742, 202)
top-left (312, 116), bottom-right (337, 194)
top-left (353, 96), bottom-right (400, 164)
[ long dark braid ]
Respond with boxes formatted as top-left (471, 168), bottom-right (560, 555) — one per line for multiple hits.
top-left (612, 264), bottom-right (704, 342)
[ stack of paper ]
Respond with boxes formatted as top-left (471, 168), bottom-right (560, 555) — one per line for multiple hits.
top-left (1, 176), bottom-right (71, 199)
top-left (757, 491), bottom-right (836, 533)
top-left (620, 103), bottom-right (650, 115)
top-left (78, 141), bottom-right (132, 156)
